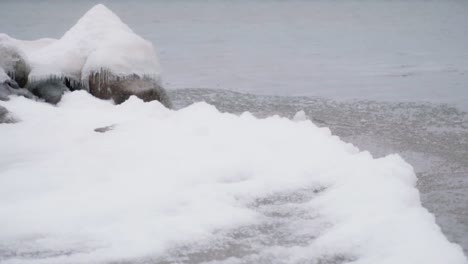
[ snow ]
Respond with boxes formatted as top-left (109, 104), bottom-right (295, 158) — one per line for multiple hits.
top-left (0, 4), bottom-right (161, 88)
top-left (0, 91), bottom-right (466, 263)
top-left (293, 110), bottom-right (308, 122)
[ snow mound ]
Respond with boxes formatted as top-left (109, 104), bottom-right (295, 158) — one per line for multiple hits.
top-left (0, 92), bottom-right (466, 264)
top-left (0, 4), bottom-right (161, 89)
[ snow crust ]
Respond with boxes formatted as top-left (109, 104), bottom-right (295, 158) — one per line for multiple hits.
top-left (0, 92), bottom-right (466, 263)
top-left (0, 4), bottom-right (161, 87)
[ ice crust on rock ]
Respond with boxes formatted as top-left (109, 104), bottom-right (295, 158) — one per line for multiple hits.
top-left (0, 92), bottom-right (466, 264)
top-left (27, 4), bottom-right (161, 85)
top-left (0, 34), bottom-right (57, 86)
top-left (0, 4), bottom-right (166, 106)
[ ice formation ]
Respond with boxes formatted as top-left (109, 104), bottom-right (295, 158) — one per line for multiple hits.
top-left (27, 4), bottom-right (161, 83)
top-left (0, 4), bottom-right (170, 107)
top-left (0, 92), bottom-right (466, 264)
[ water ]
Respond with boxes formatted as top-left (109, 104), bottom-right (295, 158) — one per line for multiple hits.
top-left (0, 0), bottom-right (467, 261)
top-left (1, 0), bottom-right (467, 109)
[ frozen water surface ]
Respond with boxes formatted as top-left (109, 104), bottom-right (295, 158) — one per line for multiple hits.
top-left (1, 0), bottom-right (467, 263)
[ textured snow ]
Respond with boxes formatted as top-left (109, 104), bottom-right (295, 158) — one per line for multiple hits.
top-left (0, 92), bottom-right (466, 264)
top-left (0, 4), bottom-right (161, 87)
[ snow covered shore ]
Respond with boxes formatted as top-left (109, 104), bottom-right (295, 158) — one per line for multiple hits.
top-left (0, 91), bottom-right (466, 263)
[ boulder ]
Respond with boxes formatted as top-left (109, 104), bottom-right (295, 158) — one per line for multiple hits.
top-left (0, 37), bottom-right (30, 88)
top-left (0, 4), bottom-right (172, 107)
top-left (0, 80), bottom-right (36, 102)
top-left (88, 71), bottom-right (172, 107)
top-left (28, 78), bottom-right (68, 104)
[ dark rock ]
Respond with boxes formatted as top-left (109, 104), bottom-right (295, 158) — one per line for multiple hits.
top-left (88, 71), bottom-right (172, 108)
top-left (0, 83), bottom-right (10, 101)
top-left (28, 78), bottom-right (68, 104)
top-left (0, 81), bottom-right (36, 101)
top-left (5, 79), bottom-right (20, 89)
top-left (94, 124), bottom-right (116, 133)
top-left (64, 77), bottom-right (85, 91)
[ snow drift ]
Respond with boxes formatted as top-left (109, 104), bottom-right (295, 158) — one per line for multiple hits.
top-left (0, 92), bottom-right (466, 264)
top-left (0, 4), bottom-right (170, 107)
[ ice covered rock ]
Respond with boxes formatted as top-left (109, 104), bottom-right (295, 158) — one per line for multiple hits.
top-left (0, 73), bottom-right (36, 102)
top-left (89, 71), bottom-right (172, 107)
top-left (0, 35), bottom-right (30, 87)
top-left (28, 78), bottom-right (69, 104)
top-left (0, 4), bottom-right (170, 107)
top-left (0, 83), bottom-right (36, 102)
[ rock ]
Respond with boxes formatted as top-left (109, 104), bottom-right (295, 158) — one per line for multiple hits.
top-left (94, 124), bottom-right (116, 133)
top-left (0, 39), bottom-right (30, 88)
top-left (1, 5), bottom-right (172, 108)
top-left (0, 83), bottom-right (10, 101)
top-left (28, 78), bottom-right (68, 104)
top-left (0, 81), bottom-right (37, 101)
top-left (88, 71), bottom-right (172, 108)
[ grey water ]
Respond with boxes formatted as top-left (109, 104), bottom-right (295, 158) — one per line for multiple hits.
top-left (1, 0), bottom-right (467, 110)
top-left (0, 0), bottom-right (467, 261)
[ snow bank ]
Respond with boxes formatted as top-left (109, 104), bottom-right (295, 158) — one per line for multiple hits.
top-left (0, 4), bottom-right (162, 99)
top-left (0, 92), bottom-right (465, 264)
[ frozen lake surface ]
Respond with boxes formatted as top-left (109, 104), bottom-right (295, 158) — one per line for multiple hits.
top-left (0, 0), bottom-right (467, 262)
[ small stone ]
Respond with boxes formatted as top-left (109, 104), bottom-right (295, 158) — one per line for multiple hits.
top-left (94, 124), bottom-right (116, 133)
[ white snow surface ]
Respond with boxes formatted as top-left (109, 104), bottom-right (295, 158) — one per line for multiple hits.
top-left (0, 4), bottom-right (161, 85)
top-left (0, 92), bottom-right (466, 264)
